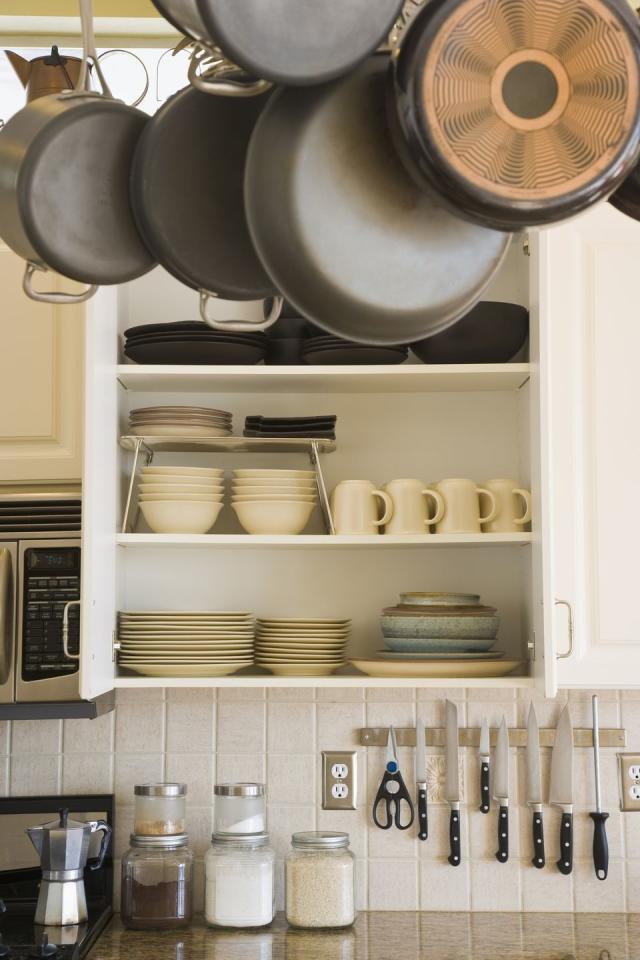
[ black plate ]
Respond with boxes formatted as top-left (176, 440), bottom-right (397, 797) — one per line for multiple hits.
top-left (410, 301), bottom-right (529, 364)
top-left (303, 345), bottom-right (408, 365)
top-left (243, 430), bottom-right (336, 439)
top-left (125, 340), bottom-right (266, 365)
top-left (125, 332), bottom-right (267, 348)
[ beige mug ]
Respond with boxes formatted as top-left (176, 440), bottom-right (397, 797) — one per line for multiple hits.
top-left (383, 478), bottom-right (445, 534)
top-left (330, 480), bottom-right (393, 535)
top-left (480, 478), bottom-right (532, 532)
top-left (433, 478), bottom-right (497, 534)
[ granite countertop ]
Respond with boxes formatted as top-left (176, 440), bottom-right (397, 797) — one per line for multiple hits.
top-left (87, 912), bottom-right (640, 960)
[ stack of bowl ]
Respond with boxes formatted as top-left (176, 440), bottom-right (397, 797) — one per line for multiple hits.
top-left (138, 465), bottom-right (225, 534)
top-left (255, 617), bottom-right (351, 676)
top-left (231, 469), bottom-right (317, 535)
top-left (380, 592), bottom-right (500, 655)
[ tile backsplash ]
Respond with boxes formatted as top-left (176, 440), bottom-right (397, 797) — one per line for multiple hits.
top-left (1, 686), bottom-right (639, 913)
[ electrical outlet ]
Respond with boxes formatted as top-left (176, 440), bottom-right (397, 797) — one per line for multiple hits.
top-left (618, 754), bottom-right (640, 810)
top-left (322, 751), bottom-right (357, 810)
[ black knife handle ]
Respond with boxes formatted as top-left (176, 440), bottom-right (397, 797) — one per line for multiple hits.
top-left (417, 786), bottom-right (428, 840)
top-left (448, 807), bottom-right (461, 866)
top-left (590, 811), bottom-right (609, 880)
top-left (557, 811), bottom-right (573, 875)
top-left (531, 810), bottom-right (545, 868)
top-left (495, 805), bottom-right (509, 863)
top-left (480, 762), bottom-right (490, 813)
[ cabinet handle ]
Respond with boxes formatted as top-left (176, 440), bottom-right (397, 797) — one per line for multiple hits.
top-left (555, 599), bottom-right (574, 660)
top-left (62, 600), bottom-right (81, 661)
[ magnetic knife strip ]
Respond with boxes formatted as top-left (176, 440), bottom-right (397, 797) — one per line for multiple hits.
top-left (360, 727), bottom-right (626, 748)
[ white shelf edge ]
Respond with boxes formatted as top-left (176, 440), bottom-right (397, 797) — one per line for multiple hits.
top-left (116, 533), bottom-right (534, 548)
top-left (114, 674), bottom-right (536, 689)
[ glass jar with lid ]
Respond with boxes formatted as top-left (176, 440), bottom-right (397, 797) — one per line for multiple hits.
top-left (205, 832), bottom-right (274, 928)
top-left (134, 783), bottom-right (186, 836)
top-left (213, 783), bottom-right (266, 835)
top-left (285, 832), bottom-right (355, 929)
top-left (121, 834), bottom-right (193, 930)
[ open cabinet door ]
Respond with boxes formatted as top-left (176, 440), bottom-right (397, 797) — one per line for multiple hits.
top-left (80, 288), bottom-right (118, 699)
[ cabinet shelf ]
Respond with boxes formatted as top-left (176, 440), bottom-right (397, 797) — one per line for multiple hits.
top-left (114, 674), bottom-right (536, 689)
top-left (116, 532), bottom-right (533, 548)
top-left (116, 363), bottom-right (531, 395)
top-left (119, 435), bottom-right (336, 454)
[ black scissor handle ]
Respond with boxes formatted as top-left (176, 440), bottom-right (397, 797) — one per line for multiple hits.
top-left (372, 770), bottom-right (415, 830)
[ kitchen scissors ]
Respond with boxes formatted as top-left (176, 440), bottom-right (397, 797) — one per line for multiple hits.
top-left (372, 725), bottom-right (415, 830)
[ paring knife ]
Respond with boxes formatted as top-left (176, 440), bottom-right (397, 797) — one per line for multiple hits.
top-left (526, 702), bottom-right (545, 869)
top-left (445, 699), bottom-right (461, 866)
top-left (416, 717), bottom-right (428, 840)
top-left (479, 717), bottom-right (490, 813)
top-left (590, 694), bottom-right (609, 880)
top-left (549, 703), bottom-right (574, 875)
top-left (493, 715), bottom-right (510, 863)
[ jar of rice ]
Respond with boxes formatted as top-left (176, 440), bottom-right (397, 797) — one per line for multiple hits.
top-left (285, 831), bottom-right (355, 928)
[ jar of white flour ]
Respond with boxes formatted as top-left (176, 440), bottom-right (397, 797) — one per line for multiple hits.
top-left (205, 832), bottom-right (274, 928)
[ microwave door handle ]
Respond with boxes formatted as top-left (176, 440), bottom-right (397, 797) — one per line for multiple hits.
top-left (0, 549), bottom-right (13, 684)
top-left (62, 599), bottom-right (80, 661)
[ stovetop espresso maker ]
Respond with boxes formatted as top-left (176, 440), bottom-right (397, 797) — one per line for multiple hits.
top-left (27, 810), bottom-right (111, 927)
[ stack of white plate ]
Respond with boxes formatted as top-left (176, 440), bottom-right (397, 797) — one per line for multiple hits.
top-left (128, 405), bottom-right (233, 438)
top-left (138, 465), bottom-right (225, 534)
top-left (231, 469), bottom-right (318, 535)
top-left (117, 611), bottom-right (254, 677)
top-left (255, 617), bottom-right (351, 676)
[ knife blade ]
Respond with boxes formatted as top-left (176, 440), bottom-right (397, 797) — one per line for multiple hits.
top-left (416, 717), bottom-right (428, 841)
top-left (445, 699), bottom-right (461, 866)
top-left (493, 715), bottom-right (510, 863)
top-left (479, 717), bottom-right (490, 813)
top-left (526, 702), bottom-right (545, 869)
top-left (590, 694), bottom-right (609, 880)
top-left (549, 703), bottom-right (574, 875)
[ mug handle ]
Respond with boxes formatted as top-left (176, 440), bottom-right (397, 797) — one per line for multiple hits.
top-left (373, 490), bottom-right (393, 527)
top-left (423, 489), bottom-right (444, 526)
top-left (514, 488), bottom-right (532, 525)
top-left (477, 488), bottom-right (497, 524)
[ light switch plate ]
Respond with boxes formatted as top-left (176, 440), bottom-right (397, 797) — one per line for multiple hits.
top-left (618, 753), bottom-right (640, 811)
top-left (322, 750), bottom-right (357, 810)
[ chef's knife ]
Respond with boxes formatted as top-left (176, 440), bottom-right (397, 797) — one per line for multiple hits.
top-left (549, 703), bottom-right (574, 875)
top-left (590, 694), bottom-right (609, 880)
top-left (493, 715), bottom-right (510, 863)
top-left (445, 699), bottom-right (461, 866)
top-left (416, 717), bottom-right (428, 841)
top-left (479, 717), bottom-right (490, 813)
top-left (526, 702), bottom-right (545, 869)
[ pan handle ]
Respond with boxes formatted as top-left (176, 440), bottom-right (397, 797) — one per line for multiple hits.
top-left (23, 262), bottom-right (97, 305)
top-left (97, 49), bottom-right (150, 107)
top-left (199, 291), bottom-right (283, 332)
top-left (188, 45), bottom-right (272, 97)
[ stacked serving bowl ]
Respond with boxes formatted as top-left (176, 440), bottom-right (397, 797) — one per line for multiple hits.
top-left (255, 617), bottom-right (351, 676)
top-left (231, 469), bottom-right (318, 535)
top-left (381, 592), bottom-right (500, 654)
top-left (138, 465), bottom-right (225, 534)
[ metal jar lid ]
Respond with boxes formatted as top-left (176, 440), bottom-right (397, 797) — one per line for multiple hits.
top-left (211, 832), bottom-right (270, 846)
top-left (130, 833), bottom-right (190, 849)
top-left (291, 831), bottom-right (350, 849)
top-left (214, 783), bottom-right (264, 797)
top-left (134, 783), bottom-right (187, 798)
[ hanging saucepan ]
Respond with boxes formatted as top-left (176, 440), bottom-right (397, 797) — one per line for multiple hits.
top-left (0, 0), bottom-right (155, 303)
top-left (244, 55), bottom-right (510, 346)
top-left (129, 82), bottom-right (281, 332)
top-left (150, 0), bottom-right (404, 88)
top-left (388, 0), bottom-right (640, 231)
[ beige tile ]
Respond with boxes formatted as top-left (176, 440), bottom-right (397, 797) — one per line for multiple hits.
top-left (467, 688), bottom-right (517, 702)
top-left (166, 754), bottom-right (213, 806)
top-left (626, 859), bottom-right (640, 911)
top-left (625, 811), bottom-right (640, 859)
top-left (267, 702), bottom-right (314, 754)
top-left (470, 859), bottom-right (521, 911)
top-left (574, 858), bottom-right (625, 911)
top-left (365, 701), bottom-right (416, 728)
top-left (569, 688), bottom-right (620, 702)
top-left (317, 807), bottom-right (366, 859)
top-left (12, 719), bottom-right (61, 755)
top-left (267, 754), bottom-right (315, 805)
top-left (166, 688), bottom-right (214, 702)
top-left (267, 803), bottom-right (316, 860)
top-left (63, 712), bottom-right (114, 754)
top-left (516, 746), bottom-right (551, 810)
top-left (0, 757), bottom-right (8, 796)
top-left (215, 753), bottom-right (266, 784)
top-left (62, 753), bottom-right (113, 794)
top-left (275, 859), bottom-right (285, 912)
top-left (621, 690), bottom-right (640, 701)
top-left (466, 700), bottom-right (517, 727)
top-left (113, 805), bottom-right (134, 859)
top-left (316, 688), bottom-right (364, 702)
top-left (217, 701), bottom-right (265, 754)
top-left (116, 687), bottom-right (164, 703)
top-left (355, 858), bottom-right (367, 911)
top-left (10, 755), bottom-right (60, 795)
top-left (574, 748), bottom-right (620, 810)
top-left (112, 860), bottom-right (122, 911)
top-left (217, 688), bottom-right (265, 701)
top-left (114, 754), bottom-right (163, 804)
top-left (521, 861), bottom-right (574, 911)
top-left (186, 805), bottom-right (213, 858)
top-left (417, 687), bottom-right (467, 702)
top-left (516, 696), bottom-right (567, 727)
top-left (621, 699), bottom-right (640, 732)
top-left (367, 820), bottom-right (418, 859)
top-left (268, 688), bottom-right (314, 701)
top-left (317, 702), bottom-right (365, 751)
top-left (366, 688), bottom-right (415, 702)
top-left (115, 701), bottom-right (164, 754)
top-left (566, 697), bottom-right (619, 728)
top-left (0, 722), bottom-right (10, 755)
top-left (419, 858), bottom-right (470, 911)
top-left (165, 699), bottom-right (214, 754)
top-left (368, 859), bottom-right (418, 910)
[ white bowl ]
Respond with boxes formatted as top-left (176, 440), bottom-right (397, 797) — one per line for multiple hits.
top-left (233, 469), bottom-right (315, 479)
top-left (139, 492), bottom-right (225, 503)
top-left (141, 476), bottom-right (225, 487)
top-left (232, 500), bottom-right (315, 535)
top-left (142, 466), bottom-right (224, 478)
top-left (232, 494), bottom-right (316, 503)
top-left (140, 499), bottom-right (223, 533)
top-left (139, 483), bottom-right (224, 495)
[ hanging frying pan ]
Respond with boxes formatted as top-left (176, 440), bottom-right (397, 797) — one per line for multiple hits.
top-left (388, 0), bottom-right (640, 231)
top-left (244, 55), bottom-right (510, 346)
top-left (0, 0), bottom-right (155, 303)
top-left (130, 82), bottom-right (281, 332)
top-left (151, 0), bottom-right (404, 88)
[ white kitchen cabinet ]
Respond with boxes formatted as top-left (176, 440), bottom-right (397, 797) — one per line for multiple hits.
top-left (0, 243), bottom-right (84, 483)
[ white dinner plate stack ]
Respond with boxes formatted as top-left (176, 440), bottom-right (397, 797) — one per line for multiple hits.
top-left (255, 617), bottom-right (351, 676)
top-left (117, 610), bottom-right (255, 677)
top-left (138, 465), bottom-right (225, 534)
top-left (128, 405), bottom-right (233, 438)
top-left (231, 469), bottom-right (318, 535)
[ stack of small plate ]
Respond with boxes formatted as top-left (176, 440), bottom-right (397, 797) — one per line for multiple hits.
top-left (231, 469), bottom-right (317, 535)
top-left (302, 335), bottom-right (408, 365)
top-left (138, 465), bottom-right (225, 534)
top-left (123, 322), bottom-right (267, 365)
top-left (128, 405), bottom-right (233, 438)
top-left (255, 617), bottom-right (351, 676)
top-left (117, 610), bottom-right (255, 677)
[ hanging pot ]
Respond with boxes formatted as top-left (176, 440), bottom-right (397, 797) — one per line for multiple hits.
top-left (129, 82), bottom-right (281, 332)
top-left (0, 0), bottom-right (155, 303)
top-left (388, 0), bottom-right (640, 230)
top-left (244, 55), bottom-right (510, 346)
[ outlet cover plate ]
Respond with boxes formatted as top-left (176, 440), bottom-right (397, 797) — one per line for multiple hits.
top-left (322, 751), bottom-right (357, 810)
top-left (618, 754), bottom-right (640, 811)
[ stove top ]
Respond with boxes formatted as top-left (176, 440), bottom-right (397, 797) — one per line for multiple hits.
top-left (0, 907), bottom-right (108, 960)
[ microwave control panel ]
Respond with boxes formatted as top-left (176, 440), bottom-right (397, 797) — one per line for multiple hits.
top-left (22, 547), bottom-right (81, 681)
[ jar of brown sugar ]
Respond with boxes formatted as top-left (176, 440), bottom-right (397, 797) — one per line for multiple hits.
top-left (121, 834), bottom-right (193, 930)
